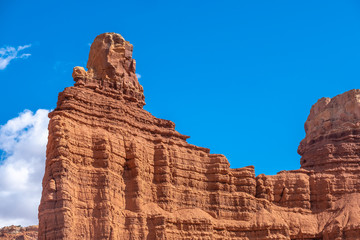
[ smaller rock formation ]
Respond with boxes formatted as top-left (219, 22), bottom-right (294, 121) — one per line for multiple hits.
top-left (0, 225), bottom-right (38, 240)
top-left (299, 89), bottom-right (360, 170)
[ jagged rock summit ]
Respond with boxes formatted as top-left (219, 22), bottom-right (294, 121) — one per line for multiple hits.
top-left (38, 33), bottom-right (360, 239)
top-left (72, 33), bottom-right (145, 107)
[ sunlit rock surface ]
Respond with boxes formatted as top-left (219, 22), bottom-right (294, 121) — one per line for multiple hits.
top-left (37, 33), bottom-right (360, 239)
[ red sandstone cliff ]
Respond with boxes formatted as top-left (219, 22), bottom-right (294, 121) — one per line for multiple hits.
top-left (38, 32), bottom-right (360, 239)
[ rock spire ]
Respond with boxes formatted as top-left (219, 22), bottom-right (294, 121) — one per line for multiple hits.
top-left (72, 33), bottom-right (145, 107)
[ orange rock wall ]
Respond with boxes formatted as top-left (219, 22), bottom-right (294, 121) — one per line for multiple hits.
top-left (38, 33), bottom-right (360, 239)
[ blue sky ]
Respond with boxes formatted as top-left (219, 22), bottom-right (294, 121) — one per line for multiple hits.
top-left (1, 0), bottom-right (360, 225)
top-left (2, 0), bottom-right (360, 173)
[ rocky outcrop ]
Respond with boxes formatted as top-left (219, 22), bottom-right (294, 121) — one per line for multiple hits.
top-left (0, 225), bottom-right (38, 240)
top-left (298, 91), bottom-right (360, 171)
top-left (38, 32), bottom-right (360, 239)
top-left (72, 33), bottom-right (145, 107)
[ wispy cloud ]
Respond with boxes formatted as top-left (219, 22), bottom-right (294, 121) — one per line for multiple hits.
top-left (136, 73), bottom-right (141, 79)
top-left (0, 44), bottom-right (31, 70)
top-left (0, 109), bottom-right (49, 227)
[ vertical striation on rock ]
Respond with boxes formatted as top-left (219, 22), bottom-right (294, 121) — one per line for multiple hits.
top-left (38, 33), bottom-right (360, 239)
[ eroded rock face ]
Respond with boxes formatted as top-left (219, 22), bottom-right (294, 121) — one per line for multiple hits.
top-left (299, 90), bottom-right (360, 171)
top-left (38, 33), bottom-right (360, 239)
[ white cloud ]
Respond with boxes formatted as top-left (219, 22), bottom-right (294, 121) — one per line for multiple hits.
top-left (136, 73), bottom-right (141, 79)
top-left (17, 45), bottom-right (31, 51)
top-left (0, 109), bottom-right (49, 227)
top-left (0, 44), bottom-right (31, 70)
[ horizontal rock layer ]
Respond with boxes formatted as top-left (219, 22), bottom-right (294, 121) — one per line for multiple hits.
top-left (38, 33), bottom-right (360, 239)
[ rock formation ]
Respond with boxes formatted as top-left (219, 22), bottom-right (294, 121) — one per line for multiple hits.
top-left (0, 225), bottom-right (38, 240)
top-left (38, 32), bottom-right (360, 239)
